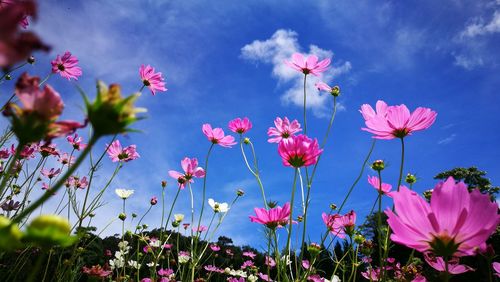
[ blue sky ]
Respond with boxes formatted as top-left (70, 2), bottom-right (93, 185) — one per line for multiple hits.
top-left (2, 0), bottom-right (499, 249)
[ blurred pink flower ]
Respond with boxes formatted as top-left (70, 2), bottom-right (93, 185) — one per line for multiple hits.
top-left (278, 134), bottom-right (322, 168)
top-left (106, 140), bottom-right (140, 162)
top-left (209, 244), bottom-right (220, 252)
top-left (139, 64), bottom-right (167, 95)
top-left (51, 51), bottom-right (82, 80)
top-left (241, 260), bottom-right (254, 269)
top-left (41, 167), bottom-right (60, 179)
top-left (360, 100), bottom-right (437, 139)
top-left (15, 73), bottom-right (63, 120)
top-left (82, 265), bottom-right (112, 278)
top-left (267, 117), bottom-right (301, 143)
top-left (58, 153), bottom-right (75, 166)
top-left (265, 256), bottom-right (276, 268)
top-left (67, 134), bottom-right (86, 151)
top-left (242, 251), bottom-right (256, 259)
top-left (367, 175), bottom-right (393, 195)
top-left (202, 124), bottom-right (236, 147)
top-left (386, 177), bottom-right (499, 257)
top-left (361, 268), bottom-right (381, 281)
top-left (249, 202), bottom-right (291, 229)
top-left (424, 254), bottom-right (473, 274)
top-left (228, 117), bottom-right (252, 134)
top-left (192, 225), bottom-right (207, 232)
top-left (284, 53), bottom-right (330, 76)
top-left (493, 262), bottom-right (500, 277)
top-left (0, 148), bottom-right (9, 159)
top-left (168, 157), bottom-right (205, 189)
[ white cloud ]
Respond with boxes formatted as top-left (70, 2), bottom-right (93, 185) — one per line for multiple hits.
top-left (460, 11), bottom-right (500, 38)
top-left (438, 133), bottom-right (457, 145)
top-left (241, 29), bottom-right (351, 117)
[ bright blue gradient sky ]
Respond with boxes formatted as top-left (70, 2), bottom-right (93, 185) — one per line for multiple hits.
top-left (3, 0), bottom-right (499, 249)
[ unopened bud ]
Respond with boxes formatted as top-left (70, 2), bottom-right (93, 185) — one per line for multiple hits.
top-left (243, 137), bottom-right (250, 145)
top-left (331, 85), bottom-right (340, 97)
top-left (297, 215), bottom-right (303, 222)
top-left (371, 160), bottom-right (385, 171)
top-left (161, 180), bottom-right (167, 188)
top-left (236, 189), bottom-right (245, 197)
top-left (354, 234), bottom-right (365, 244)
top-left (119, 213), bottom-right (126, 221)
top-left (27, 56), bottom-right (35, 64)
top-left (131, 213), bottom-right (137, 218)
top-left (330, 204), bottom-right (337, 210)
top-left (405, 173), bottom-right (417, 184)
top-left (5, 74), bottom-right (12, 80)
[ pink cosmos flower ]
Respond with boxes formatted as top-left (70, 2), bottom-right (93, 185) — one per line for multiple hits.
top-left (249, 202), bottom-right (291, 229)
top-left (265, 256), bottom-right (276, 268)
top-left (267, 117), bottom-right (301, 143)
top-left (493, 262), bottom-right (500, 277)
top-left (367, 175), bottom-right (393, 195)
top-left (51, 51), bottom-right (82, 80)
top-left (302, 260), bottom-right (310, 269)
top-left (106, 140), bottom-right (140, 162)
top-left (192, 225), bottom-right (208, 233)
top-left (18, 143), bottom-right (37, 159)
top-left (46, 120), bottom-right (86, 141)
top-left (0, 147), bottom-right (10, 159)
top-left (69, 176), bottom-right (89, 189)
top-left (241, 260), bottom-right (254, 269)
top-left (424, 254), bottom-right (473, 274)
top-left (15, 73), bottom-right (63, 120)
top-left (361, 268), bottom-right (381, 281)
top-left (82, 265), bottom-right (112, 278)
top-left (360, 100), bottom-right (437, 139)
top-left (322, 210), bottom-right (356, 239)
top-left (58, 153), bottom-right (75, 166)
top-left (258, 273), bottom-right (271, 282)
top-left (158, 268), bottom-right (174, 277)
top-left (67, 134), bottom-right (86, 151)
top-left (278, 134), bottom-right (322, 168)
top-left (168, 157), bottom-right (205, 189)
top-left (139, 64), bottom-right (167, 95)
top-left (209, 244), bottom-right (220, 252)
top-left (242, 251), bottom-right (256, 259)
top-left (315, 82), bottom-right (340, 96)
top-left (202, 124), bottom-right (236, 147)
top-left (228, 117), bottom-right (252, 134)
top-left (41, 167), bottom-right (60, 179)
top-left (386, 177), bottom-right (499, 257)
top-left (204, 265), bottom-right (224, 273)
top-left (284, 53), bottom-right (331, 76)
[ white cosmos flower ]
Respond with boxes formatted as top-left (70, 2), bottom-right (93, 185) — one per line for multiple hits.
top-left (208, 198), bottom-right (229, 213)
top-left (115, 188), bottom-right (134, 199)
top-left (174, 213), bottom-right (185, 222)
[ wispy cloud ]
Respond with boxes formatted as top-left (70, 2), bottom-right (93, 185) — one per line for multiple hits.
top-left (438, 133), bottom-right (457, 145)
top-left (240, 29), bottom-right (351, 117)
top-left (459, 11), bottom-right (500, 39)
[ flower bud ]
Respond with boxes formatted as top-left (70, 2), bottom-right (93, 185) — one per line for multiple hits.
top-left (27, 56), bottom-right (35, 64)
top-left (25, 215), bottom-right (76, 247)
top-left (172, 221), bottom-right (180, 228)
top-left (297, 215), bottom-right (303, 222)
top-left (132, 213), bottom-right (137, 218)
top-left (161, 180), bottom-right (167, 188)
top-left (243, 137), bottom-right (250, 145)
top-left (150, 196), bottom-right (158, 205)
top-left (236, 189), bottom-right (245, 197)
top-left (119, 213), bottom-right (127, 221)
top-left (354, 234), bottom-right (366, 244)
top-left (329, 203), bottom-right (337, 210)
top-left (5, 74), bottom-right (12, 80)
top-left (307, 243), bottom-right (321, 256)
top-left (268, 201), bottom-right (277, 208)
top-left (330, 85), bottom-right (340, 97)
top-left (0, 216), bottom-right (23, 250)
top-left (371, 160), bottom-right (385, 171)
top-left (405, 173), bottom-right (417, 184)
top-left (142, 224), bottom-right (148, 229)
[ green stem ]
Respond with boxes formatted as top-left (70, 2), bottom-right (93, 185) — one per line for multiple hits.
top-left (303, 74), bottom-right (308, 134)
top-left (240, 138), bottom-right (267, 208)
top-left (13, 134), bottom-right (99, 223)
top-left (285, 168), bottom-right (298, 254)
top-left (0, 142), bottom-right (23, 197)
top-left (0, 62), bottom-right (28, 81)
top-left (396, 137), bottom-right (405, 191)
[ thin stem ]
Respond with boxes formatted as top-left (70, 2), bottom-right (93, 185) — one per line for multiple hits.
top-left (303, 74), bottom-right (308, 134)
top-left (285, 168), bottom-right (298, 254)
top-left (338, 139), bottom-right (376, 213)
top-left (13, 134), bottom-right (99, 223)
top-left (396, 137), bottom-right (405, 191)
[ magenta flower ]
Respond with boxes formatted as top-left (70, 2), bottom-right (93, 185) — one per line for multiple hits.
top-left (70, 176), bottom-right (88, 189)
top-left (424, 254), bottom-right (473, 274)
top-left (139, 64), bottom-right (167, 95)
top-left (204, 265), bottom-right (224, 273)
top-left (242, 251), bottom-right (256, 259)
top-left (360, 100), bottom-right (437, 139)
top-left (51, 51), bottom-right (82, 80)
top-left (241, 260), bottom-right (254, 269)
top-left (228, 117), bottom-right (252, 134)
top-left (82, 265), bottom-right (112, 278)
top-left (158, 268), bottom-right (174, 277)
top-left (278, 134), bottom-right (322, 168)
top-left (322, 210), bottom-right (356, 239)
top-left (493, 262), bottom-right (500, 277)
top-left (267, 117), bottom-right (301, 143)
top-left (386, 177), bottom-right (499, 257)
top-left (168, 157), bottom-right (205, 189)
top-left (249, 202), bottom-right (291, 229)
top-left (67, 134), bottom-right (86, 151)
top-left (202, 124), bottom-right (236, 147)
top-left (284, 53), bottom-right (331, 76)
top-left (265, 256), bottom-right (276, 268)
top-left (192, 225), bottom-right (208, 233)
top-left (361, 268), bottom-right (381, 281)
top-left (58, 153), bottom-right (75, 166)
top-left (15, 73), bottom-right (63, 120)
top-left (367, 175), bottom-right (393, 195)
top-left (41, 167), bottom-right (61, 179)
top-left (106, 140), bottom-right (140, 162)
top-left (209, 244), bottom-right (220, 252)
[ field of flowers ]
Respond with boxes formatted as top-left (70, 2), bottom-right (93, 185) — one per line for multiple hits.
top-left (0, 1), bottom-right (499, 282)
